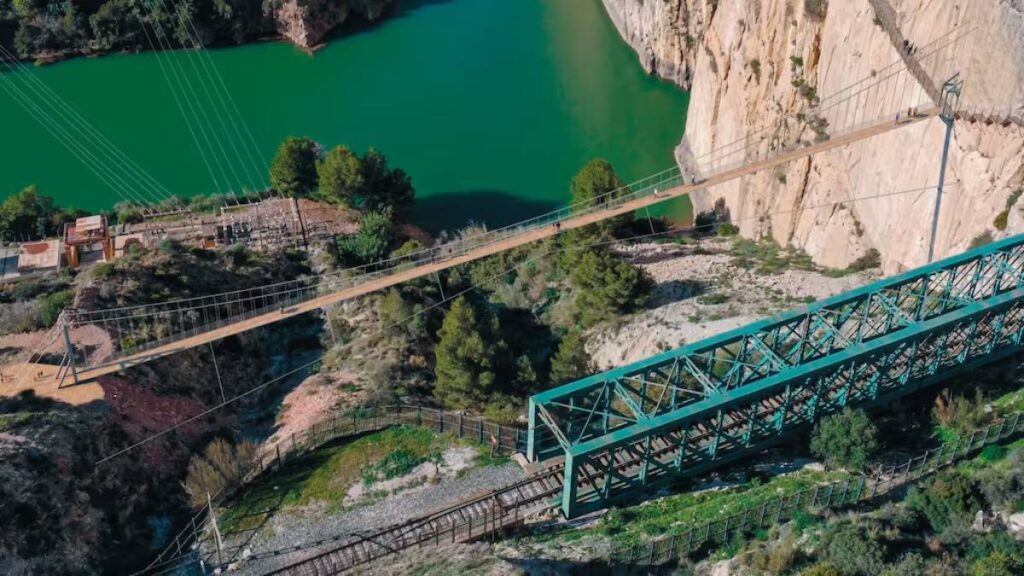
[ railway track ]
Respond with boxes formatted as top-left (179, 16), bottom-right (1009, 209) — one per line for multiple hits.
top-left (264, 412), bottom-right (756, 576)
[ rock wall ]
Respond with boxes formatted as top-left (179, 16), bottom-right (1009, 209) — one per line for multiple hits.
top-left (272, 0), bottom-right (393, 48)
top-left (603, 0), bottom-right (1024, 272)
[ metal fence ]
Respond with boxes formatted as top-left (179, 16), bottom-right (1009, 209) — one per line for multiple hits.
top-left (608, 412), bottom-right (1024, 566)
top-left (140, 404), bottom-right (525, 575)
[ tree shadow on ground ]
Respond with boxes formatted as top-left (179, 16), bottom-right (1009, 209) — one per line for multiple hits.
top-left (648, 279), bottom-right (710, 308)
top-left (413, 190), bottom-right (561, 235)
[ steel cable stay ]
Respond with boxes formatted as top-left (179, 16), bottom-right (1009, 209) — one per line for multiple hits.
top-left (688, 24), bottom-right (970, 167)
top-left (164, 0), bottom-right (270, 197)
top-left (134, 0), bottom-right (244, 204)
top-left (0, 45), bottom-right (178, 209)
top-left (145, 0), bottom-right (266, 201)
top-left (158, 0), bottom-right (265, 197)
top-left (683, 27), bottom-right (967, 175)
top-left (132, 1), bottom-right (226, 204)
top-left (0, 60), bottom-right (167, 211)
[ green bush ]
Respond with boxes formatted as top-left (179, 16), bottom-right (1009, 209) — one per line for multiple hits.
top-left (717, 223), bottom-right (740, 237)
top-left (994, 210), bottom-right (1010, 231)
top-left (38, 289), bottom-right (72, 326)
top-left (799, 563), bottom-right (842, 576)
top-left (810, 409), bottom-right (879, 470)
top-left (361, 448), bottom-right (428, 485)
top-left (804, 0), bottom-right (829, 21)
top-left (569, 247), bottom-right (652, 328)
top-left (819, 523), bottom-right (886, 575)
top-left (335, 210), bottom-right (395, 266)
top-left (969, 231), bottom-right (995, 250)
top-left (906, 470), bottom-right (982, 533)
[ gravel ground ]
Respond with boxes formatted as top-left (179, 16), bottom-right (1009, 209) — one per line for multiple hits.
top-left (590, 238), bottom-right (877, 369)
top-left (222, 461), bottom-right (527, 574)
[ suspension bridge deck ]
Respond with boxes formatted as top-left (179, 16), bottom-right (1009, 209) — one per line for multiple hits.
top-left (0, 108), bottom-right (940, 401)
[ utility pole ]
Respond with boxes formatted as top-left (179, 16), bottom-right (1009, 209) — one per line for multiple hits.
top-left (927, 74), bottom-right (963, 263)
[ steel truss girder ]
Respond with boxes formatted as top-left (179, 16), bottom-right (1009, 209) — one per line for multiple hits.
top-left (527, 235), bottom-right (1024, 463)
top-left (556, 289), bottom-right (1024, 517)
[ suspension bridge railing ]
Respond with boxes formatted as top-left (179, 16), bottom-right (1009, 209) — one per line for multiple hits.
top-left (59, 29), bottom-right (970, 374)
top-left (139, 403), bottom-right (525, 575)
top-left (608, 411), bottom-right (1024, 567)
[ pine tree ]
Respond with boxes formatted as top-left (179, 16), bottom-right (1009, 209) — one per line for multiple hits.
top-left (550, 329), bottom-right (593, 384)
top-left (269, 136), bottom-right (320, 197)
top-left (570, 248), bottom-right (652, 327)
top-left (433, 297), bottom-right (501, 408)
top-left (317, 145), bottom-right (363, 207)
top-left (567, 158), bottom-right (632, 243)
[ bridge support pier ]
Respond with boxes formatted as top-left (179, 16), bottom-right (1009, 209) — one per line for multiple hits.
top-left (61, 320), bottom-right (79, 387)
top-left (928, 74), bottom-right (963, 263)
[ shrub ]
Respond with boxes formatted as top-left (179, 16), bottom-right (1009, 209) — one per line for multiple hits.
top-left (361, 448), bottom-right (427, 485)
top-left (977, 448), bottom-right (1024, 513)
top-left (804, 0), bottom-right (828, 21)
top-left (882, 553), bottom-right (929, 576)
top-left (570, 247), bottom-right (652, 328)
top-left (932, 389), bottom-right (990, 434)
top-left (810, 409), bottom-right (879, 470)
top-left (183, 438), bottom-right (259, 509)
top-left (550, 329), bottom-right (593, 385)
top-left (906, 470), bottom-right (982, 533)
top-left (969, 231), bottom-right (994, 250)
top-left (800, 563), bottom-right (842, 576)
top-left (819, 523), bottom-right (886, 575)
top-left (38, 289), bottom-right (72, 326)
top-left (994, 210), bottom-right (1009, 231)
top-left (849, 248), bottom-right (881, 271)
top-left (717, 223), bottom-right (740, 237)
top-left (335, 210), bottom-right (394, 266)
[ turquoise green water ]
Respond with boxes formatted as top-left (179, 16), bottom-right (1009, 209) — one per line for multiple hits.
top-left (0, 0), bottom-right (689, 232)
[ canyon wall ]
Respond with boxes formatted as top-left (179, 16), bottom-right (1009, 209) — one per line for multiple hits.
top-left (603, 0), bottom-right (1024, 272)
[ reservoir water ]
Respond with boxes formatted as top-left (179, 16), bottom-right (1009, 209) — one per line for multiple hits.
top-left (0, 0), bottom-right (689, 232)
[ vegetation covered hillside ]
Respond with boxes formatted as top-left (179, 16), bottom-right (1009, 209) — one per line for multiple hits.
top-left (0, 0), bottom-right (392, 59)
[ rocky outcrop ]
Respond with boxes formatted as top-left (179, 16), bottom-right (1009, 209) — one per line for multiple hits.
top-left (603, 0), bottom-right (1024, 272)
top-left (601, 0), bottom-right (710, 89)
top-left (271, 0), bottom-right (394, 48)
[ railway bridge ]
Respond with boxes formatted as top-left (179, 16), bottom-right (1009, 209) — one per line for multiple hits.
top-left (528, 233), bottom-right (1024, 517)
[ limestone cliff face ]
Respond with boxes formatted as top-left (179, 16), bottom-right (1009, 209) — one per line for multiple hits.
top-left (604, 0), bottom-right (1024, 272)
top-left (271, 0), bottom-right (393, 48)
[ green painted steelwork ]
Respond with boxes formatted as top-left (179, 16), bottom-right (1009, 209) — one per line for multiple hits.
top-left (529, 233), bottom-right (1024, 517)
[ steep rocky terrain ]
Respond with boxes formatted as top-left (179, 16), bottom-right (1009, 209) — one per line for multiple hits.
top-left (271, 0), bottom-right (393, 48)
top-left (603, 0), bottom-right (1024, 272)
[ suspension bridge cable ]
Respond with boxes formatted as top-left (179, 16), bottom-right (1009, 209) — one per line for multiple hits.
top-left (133, 5), bottom-right (225, 202)
top-left (91, 183), bottom-right (954, 465)
top-left (135, 2), bottom-right (242, 201)
top-left (685, 26), bottom-right (970, 172)
top-left (152, 0), bottom-right (263, 198)
top-left (168, 3), bottom-right (269, 194)
top-left (0, 45), bottom-right (178, 209)
top-left (0, 61), bottom-right (164, 209)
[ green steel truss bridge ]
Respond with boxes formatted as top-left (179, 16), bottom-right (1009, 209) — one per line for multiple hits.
top-left (528, 234), bottom-right (1024, 517)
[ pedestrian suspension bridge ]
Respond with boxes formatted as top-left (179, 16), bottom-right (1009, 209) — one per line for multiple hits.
top-left (0, 28), bottom-right (988, 400)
